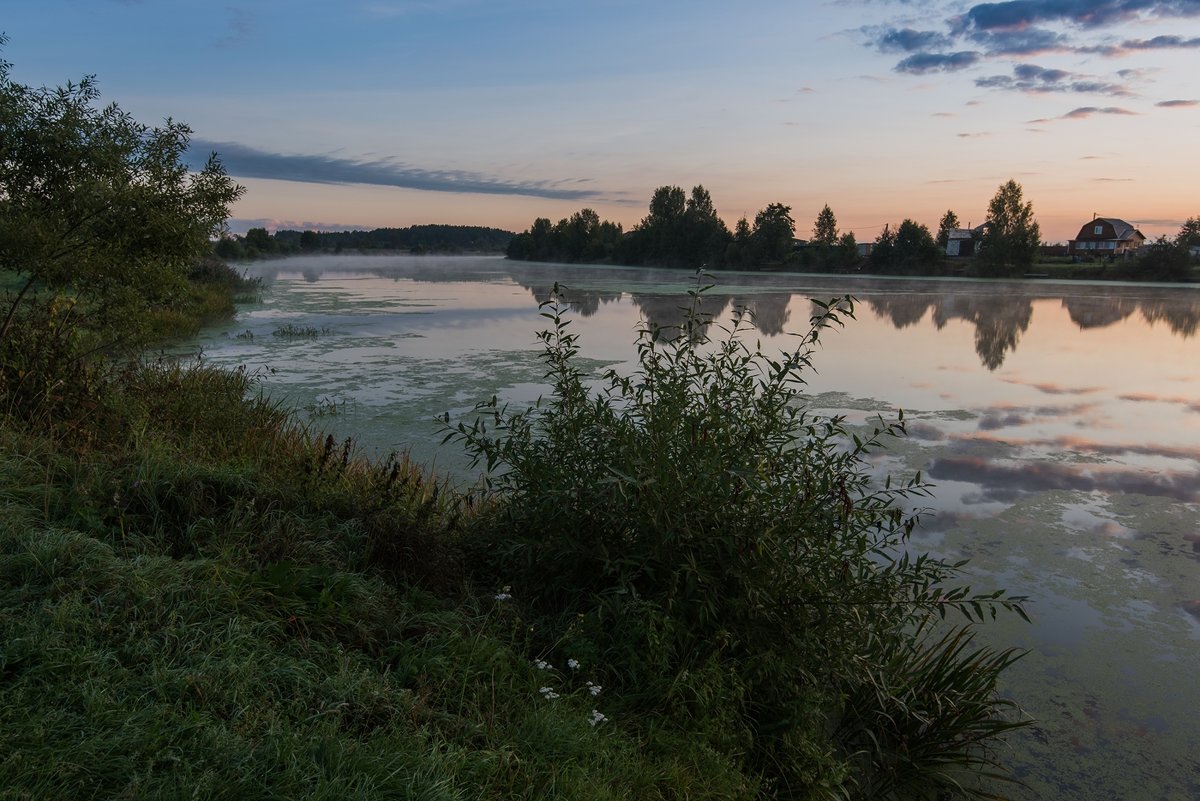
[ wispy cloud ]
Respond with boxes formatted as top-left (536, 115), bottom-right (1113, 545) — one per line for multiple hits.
top-left (868, 26), bottom-right (955, 52)
top-left (1158, 98), bottom-right (1199, 107)
top-left (895, 50), bottom-right (981, 73)
top-left (967, 27), bottom-right (1067, 55)
top-left (1063, 105), bottom-right (1137, 118)
top-left (975, 63), bottom-right (1133, 95)
top-left (1120, 34), bottom-right (1200, 49)
top-left (1084, 34), bottom-right (1200, 55)
top-left (1028, 105), bottom-right (1138, 122)
top-left (190, 139), bottom-right (606, 201)
top-left (215, 7), bottom-right (254, 49)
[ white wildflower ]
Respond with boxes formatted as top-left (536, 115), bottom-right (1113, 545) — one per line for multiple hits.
top-left (567, 658), bottom-right (580, 670)
top-left (586, 681), bottom-right (602, 696)
top-left (539, 686), bottom-right (559, 700)
top-left (534, 659), bottom-right (552, 671)
top-left (588, 709), bottom-right (607, 726)
top-left (494, 592), bottom-right (512, 602)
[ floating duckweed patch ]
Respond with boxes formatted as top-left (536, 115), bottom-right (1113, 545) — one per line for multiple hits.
top-left (803, 390), bottom-right (897, 414)
top-left (926, 489), bottom-right (1200, 801)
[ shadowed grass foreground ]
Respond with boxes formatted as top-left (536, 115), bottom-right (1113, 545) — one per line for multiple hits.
top-left (0, 362), bottom-right (756, 800)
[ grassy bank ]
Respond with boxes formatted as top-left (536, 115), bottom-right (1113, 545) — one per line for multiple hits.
top-left (0, 342), bottom-right (753, 800)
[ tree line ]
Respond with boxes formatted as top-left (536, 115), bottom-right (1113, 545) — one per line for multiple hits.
top-left (215, 224), bottom-right (514, 260)
top-left (506, 185), bottom-right (830, 270)
top-left (509, 180), bottom-right (1198, 279)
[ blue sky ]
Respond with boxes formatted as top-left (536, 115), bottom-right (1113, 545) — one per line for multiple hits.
top-left (5, 0), bottom-right (1199, 241)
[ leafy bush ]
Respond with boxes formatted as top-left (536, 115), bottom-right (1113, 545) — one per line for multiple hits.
top-left (0, 42), bottom-right (242, 427)
top-left (448, 278), bottom-right (1029, 799)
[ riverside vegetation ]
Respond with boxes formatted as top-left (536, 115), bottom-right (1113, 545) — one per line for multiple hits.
top-left (506, 184), bottom-right (1200, 281)
top-left (1, 46), bottom-right (1031, 799)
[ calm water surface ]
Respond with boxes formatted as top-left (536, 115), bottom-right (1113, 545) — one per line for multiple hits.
top-left (190, 254), bottom-right (1200, 800)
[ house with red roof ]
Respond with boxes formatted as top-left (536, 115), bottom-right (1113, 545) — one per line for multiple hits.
top-left (1068, 216), bottom-right (1145, 259)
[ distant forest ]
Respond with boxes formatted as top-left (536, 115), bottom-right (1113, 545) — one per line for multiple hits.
top-left (506, 185), bottom-right (864, 273)
top-left (216, 224), bottom-right (514, 260)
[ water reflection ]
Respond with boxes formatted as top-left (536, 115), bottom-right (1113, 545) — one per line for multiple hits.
top-left (522, 282), bottom-right (624, 317)
top-left (513, 280), bottom-right (798, 339)
top-left (927, 454), bottom-right (1200, 503)
top-left (500, 267), bottom-right (1200, 369)
top-left (1061, 295), bottom-right (1139, 329)
top-left (1139, 298), bottom-right (1200, 337)
top-left (261, 258), bottom-right (1200, 370)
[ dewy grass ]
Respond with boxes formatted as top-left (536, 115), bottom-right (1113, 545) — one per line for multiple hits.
top-left (0, 337), bottom-right (757, 800)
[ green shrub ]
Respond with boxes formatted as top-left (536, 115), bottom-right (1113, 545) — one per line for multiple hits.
top-left (447, 278), bottom-right (1029, 799)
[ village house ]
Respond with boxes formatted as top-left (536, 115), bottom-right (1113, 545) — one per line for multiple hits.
top-left (944, 224), bottom-right (987, 257)
top-left (1068, 216), bottom-right (1145, 259)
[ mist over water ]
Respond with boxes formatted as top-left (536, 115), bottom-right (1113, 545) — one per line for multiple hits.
top-left (188, 254), bottom-right (1200, 800)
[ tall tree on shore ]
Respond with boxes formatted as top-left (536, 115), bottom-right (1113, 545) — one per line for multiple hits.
top-left (812, 204), bottom-right (839, 246)
top-left (646, 185), bottom-right (687, 227)
top-left (752, 203), bottom-right (796, 264)
top-left (682, 185), bottom-right (731, 267)
top-left (726, 216), bottom-right (753, 267)
top-left (1176, 216), bottom-right (1200, 248)
top-left (637, 185), bottom-right (688, 265)
top-left (978, 180), bottom-right (1040, 276)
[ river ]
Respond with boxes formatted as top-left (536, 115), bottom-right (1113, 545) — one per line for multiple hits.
top-left (187, 254), bottom-right (1200, 800)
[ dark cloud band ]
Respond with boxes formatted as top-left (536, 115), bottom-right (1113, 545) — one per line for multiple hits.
top-left (960, 0), bottom-right (1200, 32)
top-left (188, 139), bottom-right (604, 201)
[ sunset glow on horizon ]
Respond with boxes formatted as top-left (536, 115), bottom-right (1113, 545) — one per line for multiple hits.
top-left (6, 0), bottom-right (1199, 243)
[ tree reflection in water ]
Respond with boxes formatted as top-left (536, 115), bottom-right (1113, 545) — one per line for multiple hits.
top-left (862, 293), bottom-right (1034, 371)
top-left (1139, 299), bottom-right (1200, 337)
top-left (263, 258), bottom-right (1200, 370)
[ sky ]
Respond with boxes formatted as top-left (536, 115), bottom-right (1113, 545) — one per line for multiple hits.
top-left (4, 0), bottom-right (1200, 243)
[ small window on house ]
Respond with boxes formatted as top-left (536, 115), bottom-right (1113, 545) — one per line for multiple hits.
top-left (1094, 224), bottom-right (1103, 235)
